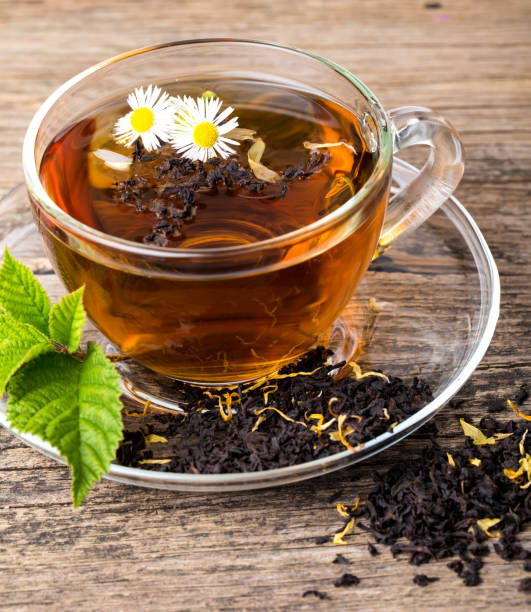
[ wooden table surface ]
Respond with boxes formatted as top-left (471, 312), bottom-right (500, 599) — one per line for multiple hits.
top-left (1, 1), bottom-right (530, 609)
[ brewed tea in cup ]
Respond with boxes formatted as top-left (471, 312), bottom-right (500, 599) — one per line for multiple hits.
top-left (25, 40), bottom-right (463, 388)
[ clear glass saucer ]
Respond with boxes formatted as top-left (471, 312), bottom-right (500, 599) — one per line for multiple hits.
top-left (0, 159), bottom-right (500, 492)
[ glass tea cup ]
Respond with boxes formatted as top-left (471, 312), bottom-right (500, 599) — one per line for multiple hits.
top-left (23, 39), bottom-right (463, 399)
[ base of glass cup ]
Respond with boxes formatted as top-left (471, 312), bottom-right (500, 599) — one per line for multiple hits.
top-left (112, 317), bottom-right (359, 414)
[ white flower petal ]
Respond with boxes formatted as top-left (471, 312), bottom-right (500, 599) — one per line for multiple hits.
top-left (217, 118), bottom-right (239, 135)
top-left (211, 106), bottom-right (231, 126)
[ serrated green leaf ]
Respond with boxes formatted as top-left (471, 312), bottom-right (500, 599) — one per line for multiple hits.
top-left (6, 342), bottom-right (123, 507)
top-left (0, 248), bottom-right (51, 334)
top-left (49, 286), bottom-right (86, 353)
top-left (0, 313), bottom-right (52, 393)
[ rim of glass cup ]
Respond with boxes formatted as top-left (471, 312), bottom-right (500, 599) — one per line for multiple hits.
top-left (22, 38), bottom-right (393, 260)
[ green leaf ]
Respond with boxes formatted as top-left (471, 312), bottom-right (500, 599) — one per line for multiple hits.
top-left (0, 248), bottom-right (51, 334)
top-left (0, 313), bottom-right (52, 393)
top-left (49, 286), bottom-right (86, 352)
top-left (7, 342), bottom-right (123, 507)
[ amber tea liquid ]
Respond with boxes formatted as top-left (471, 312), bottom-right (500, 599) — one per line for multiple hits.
top-left (39, 78), bottom-right (389, 383)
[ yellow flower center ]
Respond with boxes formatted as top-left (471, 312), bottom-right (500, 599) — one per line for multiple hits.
top-left (193, 121), bottom-right (218, 148)
top-left (130, 107), bottom-right (155, 133)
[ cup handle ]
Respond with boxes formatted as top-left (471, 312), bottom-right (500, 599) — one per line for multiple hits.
top-left (377, 106), bottom-right (464, 253)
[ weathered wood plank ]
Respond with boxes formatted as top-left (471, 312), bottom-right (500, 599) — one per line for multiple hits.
top-left (0, 0), bottom-right (530, 610)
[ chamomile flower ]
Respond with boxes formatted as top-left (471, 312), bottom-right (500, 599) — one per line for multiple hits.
top-left (113, 85), bottom-right (176, 151)
top-left (169, 95), bottom-right (240, 162)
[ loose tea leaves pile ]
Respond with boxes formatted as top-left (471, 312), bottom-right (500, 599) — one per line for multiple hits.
top-left (116, 347), bottom-right (432, 473)
top-left (330, 385), bottom-right (531, 588)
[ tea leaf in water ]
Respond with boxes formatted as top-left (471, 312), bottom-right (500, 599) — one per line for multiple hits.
top-left (92, 148), bottom-right (132, 171)
top-left (303, 140), bottom-right (357, 154)
top-left (247, 137), bottom-right (281, 183)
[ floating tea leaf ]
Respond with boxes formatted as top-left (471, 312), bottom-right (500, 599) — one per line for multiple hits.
top-left (92, 148), bottom-right (131, 171)
top-left (247, 137), bottom-right (281, 183)
top-left (304, 140), bottom-right (357, 154)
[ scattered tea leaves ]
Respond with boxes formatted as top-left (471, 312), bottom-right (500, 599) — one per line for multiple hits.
top-left (329, 406), bottom-right (531, 587)
top-left (367, 543), bottom-right (380, 557)
top-left (117, 347), bottom-right (433, 473)
top-left (302, 589), bottom-right (329, 599)
top-left (332, 553), bottom-right (350, 565)
top-left (413, 574), bottom-right (439, 587)
top-left (333, 573), bottom-right (360, 587)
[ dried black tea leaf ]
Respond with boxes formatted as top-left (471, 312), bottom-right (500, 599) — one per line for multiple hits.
top-left (333, 573), bottom-right (360, 587)
top-left (302, 589), bottom-right (329, 599)
top-left (332, 554), bottom-right (350, 565)
top-left (367, 543), bottom-right (380, 557)
top-left (413, 574), bottom-right (439, 587)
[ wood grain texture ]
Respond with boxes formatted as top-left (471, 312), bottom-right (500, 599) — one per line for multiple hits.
top-left (0, 1), bottom-right (530, 610)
